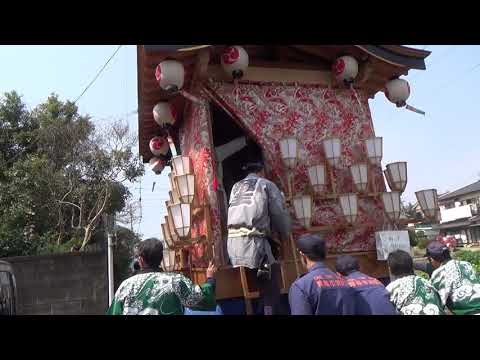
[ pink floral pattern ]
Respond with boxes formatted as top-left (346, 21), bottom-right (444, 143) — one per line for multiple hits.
top-left (179, 89), bottom-right (223, 266)
top-left (208, 81), bottom-right (387, 252)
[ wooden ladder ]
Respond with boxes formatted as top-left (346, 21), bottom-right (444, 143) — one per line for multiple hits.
top-left (238, 263), bottom-right (289, 315)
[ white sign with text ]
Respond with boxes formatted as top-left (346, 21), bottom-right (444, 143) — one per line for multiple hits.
top-left (375, 230), bottom-right (412, 261)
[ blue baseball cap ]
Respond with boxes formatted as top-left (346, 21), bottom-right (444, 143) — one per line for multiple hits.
top-left (426, 241), bottom-right (449, 258)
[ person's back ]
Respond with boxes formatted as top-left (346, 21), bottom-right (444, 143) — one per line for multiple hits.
top-left (424, 241), bottom-right (480, 315)
top-left (288, 234), bottom-right (355, 315)
top-left (108, 238), bottom-right (217, 315)
top-left (228, 173), bottom-right (290, 242)
top-left (346, 272), bottom-right (396, 315)
top-left (430, 258), bottom-right (480, 315)
top-left (386, 274), bottom-right (444, 315)
top-left (290, 263), bottom-right (356, 315)
top-left (227, 162), bottom-right (291, 315)
top-left (108, 271), bottom-right (216, 315)
top-left (227, 162), bottom-right (291, 269)
top-left (386, 250), bottom-right (444, 315)
top-left (335, 255), bottom-right (396, 315)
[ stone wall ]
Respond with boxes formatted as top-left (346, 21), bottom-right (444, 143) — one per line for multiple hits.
top-left (2, 252), bottom-right (108, 315)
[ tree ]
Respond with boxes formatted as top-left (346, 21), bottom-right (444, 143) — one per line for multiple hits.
top-left (0, 91), bottom-right (144, 257)
top-left (402, 201), bottom-right (419, 221)
top-left (55, 120), bottom-right (143, 251)
top-left (113, 225), bottom-right (141, 290)
top-left (116, 201), bottom-right (142, 232)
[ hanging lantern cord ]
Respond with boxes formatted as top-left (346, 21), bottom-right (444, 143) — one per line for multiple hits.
top-left (349, 83), bottom-right (368, 120)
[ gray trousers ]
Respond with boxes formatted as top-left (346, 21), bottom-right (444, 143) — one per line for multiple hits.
top-left (227, 235), bottom-right (284, 315)
top-left (227, 235), bottom-right (276, 269)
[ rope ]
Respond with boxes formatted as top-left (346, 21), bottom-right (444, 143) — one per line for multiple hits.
top-left (74, 45), bottom-right (122, 104)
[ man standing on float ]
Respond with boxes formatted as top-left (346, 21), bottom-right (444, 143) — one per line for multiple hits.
top-left (227, 160), bottom-right (291, 315)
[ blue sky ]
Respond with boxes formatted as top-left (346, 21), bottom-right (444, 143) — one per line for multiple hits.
top-left (1, 45), bottom-right (479, 240)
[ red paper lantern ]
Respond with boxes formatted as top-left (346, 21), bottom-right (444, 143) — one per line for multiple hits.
top-left (155, 60), bottom-right (185, 93)
top-left (332, 56), bottom-right (358, 85)
top-left (149, 136), bottom-right (169, 157)
top-left (221, 46), bottom-right (249, 79)
top-left (153, 102), bottom-right (177, 128)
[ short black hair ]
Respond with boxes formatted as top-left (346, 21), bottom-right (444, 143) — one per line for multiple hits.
top-left (387, 250), bottom-right (414, 277)
top-left (335, 255), bottom-right (360, 276)
top-left (137, 238), bottom-right (164, 269)
top-left (297, 234), bottom-right (326, 261)
top-left (242, 161), bottom-right (264, 173)
top-left (429, 250), bottom-right (451, 263)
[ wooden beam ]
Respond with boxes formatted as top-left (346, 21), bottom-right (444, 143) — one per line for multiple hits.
top-left (207, 65), bottom-right (332, 85)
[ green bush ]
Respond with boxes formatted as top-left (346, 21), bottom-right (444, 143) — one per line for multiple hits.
top-left (417, 237), bottom-right (430, 249)
top-left (453, 250), bottom-right (480, 274)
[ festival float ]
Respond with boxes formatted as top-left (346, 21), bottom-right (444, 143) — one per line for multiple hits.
top-left (136, 45), bottom-right (437, 313)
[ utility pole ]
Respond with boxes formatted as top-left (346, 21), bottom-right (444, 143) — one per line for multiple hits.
top-left (104, 213), bottom-right (115, 305)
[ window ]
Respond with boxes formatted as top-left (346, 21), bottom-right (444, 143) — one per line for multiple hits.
top-left (445, 202), bottom-right (455, 209)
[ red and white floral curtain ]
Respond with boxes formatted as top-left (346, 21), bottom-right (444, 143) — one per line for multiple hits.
top-left (206, 80), bottom-right (387, 252)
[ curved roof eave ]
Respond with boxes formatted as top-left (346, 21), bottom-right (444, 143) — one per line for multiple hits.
top-left (355, 45), bottom-right (430, 70)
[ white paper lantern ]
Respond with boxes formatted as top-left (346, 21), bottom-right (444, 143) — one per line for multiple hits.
top-left (385, 78), bottom-right (410, 107)
top-left (332, 56), bottom-right (359, 84)
top-left (161, 220), bottom-right (175, 249)
top-left (168, 173), bottom-right (181, 203)
top-left (382, 192), bottom-right (402, 222)
top-left (279, 137), bottom-right (298, 169)
top-left (415, 189), bottom-right (439, 221)
top-left (350, 163), bottom-right (369, 192)
top-left (171, 155), bottom-right (192, 176)
top-left (164, 215), bottom-right (180, 247)
top-left (161, 245), bottom-right (176, 272)
top-left (174, 174), bottom-right (195, 204)
top-left (149, 157), bottom-right (165, 175)
top-left (155, 60), bottom-right (185, 93)
top-left (293, 195), bottom-right (313, 229)
top-left (385, 162), bottom-right (407, 193)
top-left (169, 190), bottom-right (180, 204)
top-left (221, 46), bottom-right (249, 79)
top-left (149, 136), bottom-right (169, 157)
top-left (153, 102), bottom-right (177, 128)
top-left (323, 138), bottom-right (342, 167)
top-left (384, 169), bottom-right (394, 191)
top-left (308, 164), bottom-right (327, 193)
top-left (339, 193), bottom-right (358, 224)
top-left (168, 203), bottom-right (191, 239)
top-left (365, 137), bottom-right (383, 166)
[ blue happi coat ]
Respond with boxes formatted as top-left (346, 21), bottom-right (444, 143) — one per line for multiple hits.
top-left (345, 271), bottom-right (397, 315)
top-left (289, 262), bottom-right (356, 315)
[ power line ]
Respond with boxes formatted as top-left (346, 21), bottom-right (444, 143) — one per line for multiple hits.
top-left (74, 45), bottom-right (123, 104)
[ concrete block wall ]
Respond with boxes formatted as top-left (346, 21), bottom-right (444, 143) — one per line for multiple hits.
top-left (1, 252), bottom-right (108, 315)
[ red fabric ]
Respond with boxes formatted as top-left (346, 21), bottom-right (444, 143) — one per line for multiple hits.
top-left (179, 88), bottom-right (223, 266)
top-left (208, 81), bottom-right (387, 252)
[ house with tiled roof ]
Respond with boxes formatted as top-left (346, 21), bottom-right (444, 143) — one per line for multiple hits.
top-left (433, 180), bottom-right (480, 245)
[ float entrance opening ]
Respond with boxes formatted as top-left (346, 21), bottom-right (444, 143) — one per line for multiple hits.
top-left (210, 103), bottom-right (263, 221)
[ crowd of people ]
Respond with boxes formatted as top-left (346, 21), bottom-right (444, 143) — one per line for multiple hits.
top-left (108, 160), bottom-right (480, 316)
